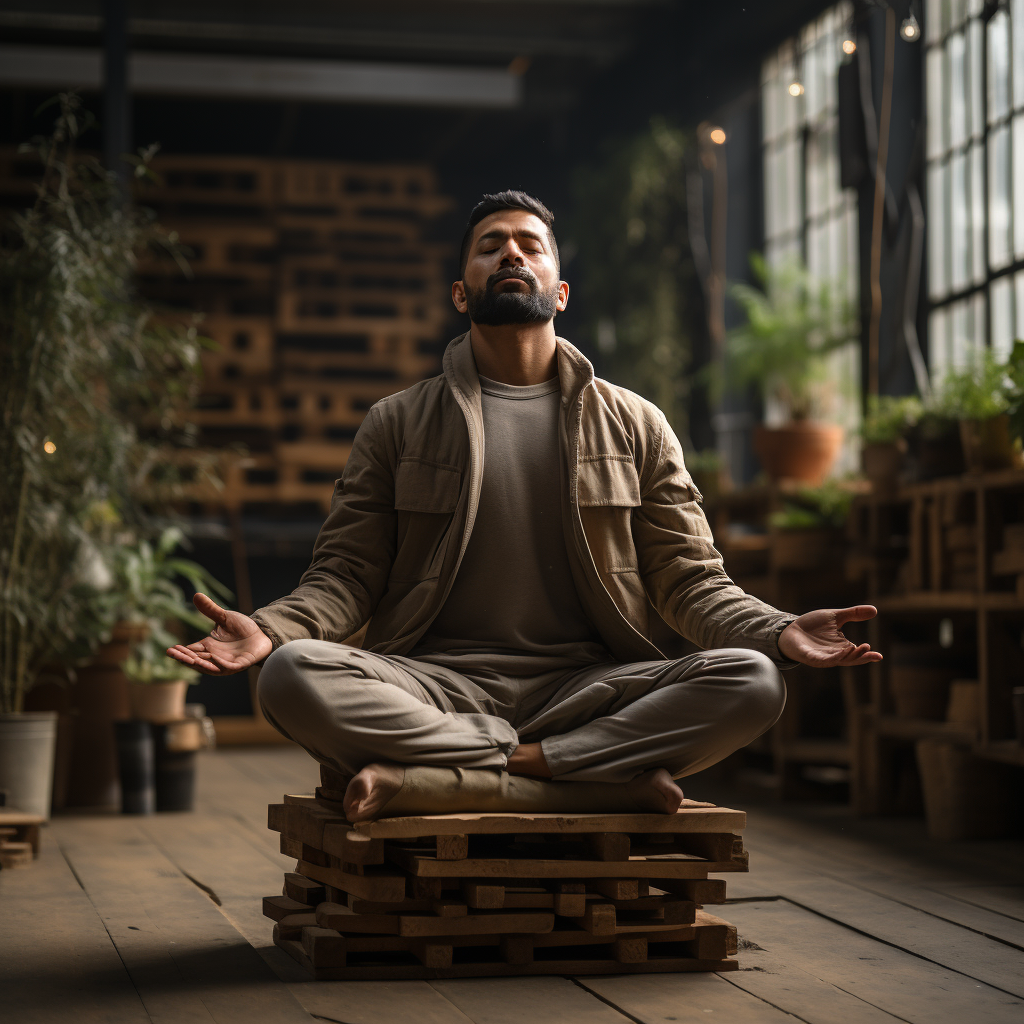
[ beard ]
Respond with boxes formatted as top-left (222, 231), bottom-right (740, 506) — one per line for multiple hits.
top-left (465, 268), bottom-right (559, 326)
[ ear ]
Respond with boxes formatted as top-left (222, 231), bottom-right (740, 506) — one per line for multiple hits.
top-left (555, 280), bottom-right (569, 313)
top-left (452, 280), bottom-right (468, 314)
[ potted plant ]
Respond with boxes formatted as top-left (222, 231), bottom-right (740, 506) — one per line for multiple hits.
top-left (110, 527), bottom-right (230, 724)
top-left (723, 255), bottom-right (859, 484)
top-left (769, 481), bottom-right (855, 571)
top-left (0, 95), bottom-right (209, 815)
top-left (860, 395), bottom-right (923, 492)
top-left (937, 346), bottom-right (1023, 474)
top-left (685, 448), bottom-right (729, 503)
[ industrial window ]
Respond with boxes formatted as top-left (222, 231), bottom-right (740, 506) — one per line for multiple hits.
top-left (759, 3), bottom-right (860, 462)
top-left (926, 0), bottom-right (1024, 376)
top-left (761, 1), bottom-right (859, 293)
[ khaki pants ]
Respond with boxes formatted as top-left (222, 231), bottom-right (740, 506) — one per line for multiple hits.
top-left (258, 642), bottom-right (786, 785)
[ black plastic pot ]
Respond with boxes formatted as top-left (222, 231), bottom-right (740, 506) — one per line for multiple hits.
top-left (114, 719), bottom-right (155, 814)
top-left (152, 724), bottom-right (197, 812)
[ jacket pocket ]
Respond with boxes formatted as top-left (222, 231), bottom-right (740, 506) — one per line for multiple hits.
top-left (577, 455), bottom-right (642, 508)
top-left (390, 458), bottom-right (462, 582)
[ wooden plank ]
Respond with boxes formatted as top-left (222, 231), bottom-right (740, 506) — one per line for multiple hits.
top-left (431, 977), bottom-right (635, 1024)
top-left (354, 805), bottom-right (745, 839)
top-left (386, 847), bottom-right (740, 879)
top-left (0, 833), bottom-right (151, 1023)
top-left (582, 973), bottom-right (802, 1024)
top-left (725, 900), bottom-right (1024, 1024)
top-left (315, 902), bottom-right (555, 937)
top-left (50, 817), bottom-right (313, 1024)
top-left (297, 858), bottom-right (407, 902)
top-left (275, 936), bottom-right (736, 980)
top-left (284, 980), bottom-right (475, 1024)
top-left (740, 846), bottom-right (1024, 998)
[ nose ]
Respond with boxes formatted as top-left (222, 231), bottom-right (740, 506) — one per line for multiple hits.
top-left (499, 239), bottom-right (525, 266)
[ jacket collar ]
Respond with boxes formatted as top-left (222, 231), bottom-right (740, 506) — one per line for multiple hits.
top-left (443, 329), bottom-right (594, 407)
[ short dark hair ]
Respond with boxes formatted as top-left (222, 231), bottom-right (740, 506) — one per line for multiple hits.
top-left (458, 190), bottom-right (559, 277)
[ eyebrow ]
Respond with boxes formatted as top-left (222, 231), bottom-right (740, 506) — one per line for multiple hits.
top-left (475, 227), bottom-right (548, 248)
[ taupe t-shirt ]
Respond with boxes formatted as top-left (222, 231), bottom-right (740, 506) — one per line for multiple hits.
top-left (414, 374), bottom-right (607, 668)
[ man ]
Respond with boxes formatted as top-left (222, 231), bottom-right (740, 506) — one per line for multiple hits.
top-left (168, 191), bottom-right (881, 823)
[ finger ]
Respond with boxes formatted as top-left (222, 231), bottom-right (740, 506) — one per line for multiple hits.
top-left (188, 655), bottom-right (224, 675)
top-left (834, 604), bottom-right (878, 627)
top-left (849, 650), bottom-right (884, 665)
top-left (166, 647), bottom-right (195, 665)
top-left (193, 591), bottom-right (230, 626)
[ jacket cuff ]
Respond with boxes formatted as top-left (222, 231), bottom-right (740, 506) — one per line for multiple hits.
top-left (770, 615), bottom-right (801, 671)
top-left (250, 613), bottom-right (287, 655)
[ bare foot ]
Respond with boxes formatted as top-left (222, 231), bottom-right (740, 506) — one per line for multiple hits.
top-left (629, 767), bottom-right (684, 814)
top-left (343, 762), bottom-right (405, 823)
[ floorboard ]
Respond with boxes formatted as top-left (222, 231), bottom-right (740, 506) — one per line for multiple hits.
top-left (0, 832), bottom-right (152, 1024)
top-left (51, 817), bottom-right (314, 1024)
top-left (3, 750), bottom-right (1018, 1024)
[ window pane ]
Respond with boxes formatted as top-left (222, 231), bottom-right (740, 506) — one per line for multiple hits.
top-left (968, 19), bottom-right (984, 141)
top-left (929, 162), bottom-right (949, 298)
top-left (926, 0), bottom-right (943, 43)
top-left (929, 308), bottom-right (951, 382)
top-left (951, 299), bottom-right (974, 367)
top-left (988, 9), bottom-right (1011, 124)
top-left (950, 152), bottom-right (969, 291)
top-left (927, 48), bottom-right (946, 159)
top-left (950, 0), bottom-right (966, 26)
top-left (973, 291), bottom-right (988, 355)
top-left (948, 33), bottom-right (967, 148)
top-left (989, 125), bottom-right (1013, 269)
top-left (1015, 271), bottom-right (1024, 339)
top-left (1014, 0), bottom-right (1024, 109)
top-left (785, 138), bottom-right (803, 236)
top-left (970, 142), bottom-right (987, 285)
top-left (991, 276), bottom-right (1015, 358)
top-left (1014, 115), bottom-right (1024, 260)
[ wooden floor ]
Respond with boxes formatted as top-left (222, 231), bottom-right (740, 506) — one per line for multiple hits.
top-left (4, 747), bottom-right (1024, 1024)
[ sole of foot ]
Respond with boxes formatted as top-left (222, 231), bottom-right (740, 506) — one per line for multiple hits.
top-left (631, 767), bottom-right (684, 814)
top-left (343, 762), bottom-right (406, 823)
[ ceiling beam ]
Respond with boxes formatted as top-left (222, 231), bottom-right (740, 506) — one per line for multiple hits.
top-left (0, 45), bottom-right (522, 108)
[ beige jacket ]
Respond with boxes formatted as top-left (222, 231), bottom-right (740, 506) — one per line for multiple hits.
top-left (252, 333), bottom-right (796, 665)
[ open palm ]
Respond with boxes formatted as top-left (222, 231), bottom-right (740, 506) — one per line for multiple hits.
top-left (778, 605), bottom-right (882, 668)
top-left (166, 593), bottom-right (273, 676)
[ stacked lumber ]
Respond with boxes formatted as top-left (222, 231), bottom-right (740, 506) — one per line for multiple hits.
top-left (0, 809), bottom-right (43, 869)
top-left (264, 788), bottom-right (747, 979)
top-left (134, 155), bottom-right (455, 514)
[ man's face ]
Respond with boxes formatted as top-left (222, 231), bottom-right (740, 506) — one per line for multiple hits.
top-left (453, 209), bottom-right (568, 326)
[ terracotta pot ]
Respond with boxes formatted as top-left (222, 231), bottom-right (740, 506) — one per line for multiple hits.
top-left (771, 527), bottom-right (842, 571)
top-left (128, 680), bottom-right (189, 724)
top-left (861, 440), bottom-right (905, 493)
top-left (959, 415), bottom-right (1023, 473)
top-left (753, 422), bottom-right (843, 485)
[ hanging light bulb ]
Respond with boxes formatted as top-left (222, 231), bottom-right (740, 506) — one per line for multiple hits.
top-left (842, 39), bottom-right (857, 55)
top-left (709, 127), bottom-right (727, 145)
top-left (788, 81), bottom-right (805, 97)
top-left (900, 10), bottom-right (921, 41)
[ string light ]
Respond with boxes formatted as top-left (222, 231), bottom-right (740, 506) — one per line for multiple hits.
top-left (842, 39), bottom-right (857, 55)
top-left (43, 440), bottom-right (56, 455)
top-left (788, 81), bottom-right (804, 97)
top-left (709, 127), bottom-right (727, 145)
top-left (900, 11), bottom-right (920, 41)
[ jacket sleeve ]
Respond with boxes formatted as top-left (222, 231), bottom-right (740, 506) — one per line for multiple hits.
top-left (251, 404), bottom-right (397, 648)
top-left (632, 411), bottom-right (797, 667)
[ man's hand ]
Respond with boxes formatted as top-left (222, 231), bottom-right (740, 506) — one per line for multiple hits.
top-left (166, 593), bottom-right (273, 676)
top-left (777, 605), bottom-right (882, 668)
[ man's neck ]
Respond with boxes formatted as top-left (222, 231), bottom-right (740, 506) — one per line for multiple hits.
top-left (469, 322), bottom-right (558, 386)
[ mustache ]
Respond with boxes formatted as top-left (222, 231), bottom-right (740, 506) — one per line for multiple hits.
top-left (486, 267), bottom-right (538, 291)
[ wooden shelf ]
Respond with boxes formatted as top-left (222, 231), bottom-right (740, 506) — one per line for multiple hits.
top-left (876, 717), bottom-right (978, 743)
top-left (972, 740), bottom-right (1024, 766)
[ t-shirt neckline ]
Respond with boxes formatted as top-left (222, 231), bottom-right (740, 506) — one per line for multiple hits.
top-left (478, 374), bottom-right (560, 400)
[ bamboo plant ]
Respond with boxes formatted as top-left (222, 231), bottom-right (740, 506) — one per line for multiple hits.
top-left (0, 94), bottom-right (209, 713)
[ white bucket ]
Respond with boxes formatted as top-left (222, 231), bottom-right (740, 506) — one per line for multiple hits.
top-left (0, 712), bottom-right (58, 819)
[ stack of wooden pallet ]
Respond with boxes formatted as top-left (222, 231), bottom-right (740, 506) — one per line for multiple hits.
top-left (0, 809), bottom-right (43, 870)
top-left (264, 786), bottom-right (747, 979)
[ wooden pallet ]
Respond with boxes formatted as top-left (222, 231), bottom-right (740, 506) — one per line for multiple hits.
top-left (265, 789), bottom-right (745, 978)
top-left (0, 809), bottom-right (43, 869)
